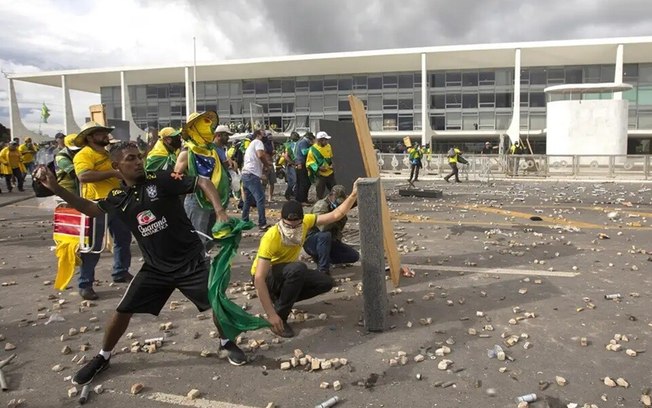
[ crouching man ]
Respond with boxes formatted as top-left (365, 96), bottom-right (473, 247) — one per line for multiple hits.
top-left (303, 185), bottom-right (359, 275)
top-left (252, 184), bottom-right (359, 338)
top-left (35, 142), bottom-right (248, 387)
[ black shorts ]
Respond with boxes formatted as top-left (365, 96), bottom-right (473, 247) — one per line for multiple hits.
top-left (116, 255), bottom-right (211, 315)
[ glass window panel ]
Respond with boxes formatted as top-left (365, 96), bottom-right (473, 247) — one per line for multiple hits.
top-left (268, 80), bottom-right (282, 92)
top-left (495, 69), bottom-right (512, 86)
top-left (383, 75), bottom-right (398, 89)
top-left (338, 78), bottom-right (352, 91)
top-left (462, 114), bottom-right (478, 130)
top-left (520, 69), bottom-right (530, 85)
top-left (338, 99), bottom-right (350, 111)
top-left (282, 102), bottom-right (294, 113)
top-left (445, 72), bottom-right (462, 86)
top-left (496, 92), bottom-right (512, 108)
top-left (462, 72), bottom-right (478, 86)
top-left (147, 85), bottom-right (158, 98)
top-left (255, 80), bottom-right (268, 94)
top-left (309, 79), bottom-right (323, 92)
top-left (638, 110), bottom-right (652, 128)
top-left (296, 95), bottom-right (309, 110)
top-left (462, 94), bottom-right (478, 108)
top-left (638, 86), bottom-right (652, 105)
top-left (547, 68), bottom-right (564, 82)
top-left (114, 107), bottom-right (122, 119)
top-left (217, 99), bottom-right (230, 113)
top-left (584, 66), bottom-right (601, 82)
top-left (353, 76), bottom-right (367, 89)
top-left (520, 92), bottom-right (529, 107)
top-left (399, 74), bottom-right (414, 88)
top-left (565, 68), bottom-right (583, 83)
top-left (368, 95), bottom-right (382, 110)
top-left (601, 65), bottom-right (616, 82)
top-left (479, 92), bottom-right (495, 107)
top-left (217, 82), bottom-right (230, 97)
top-left (281, 79), bottom-right (295, 93)
top-left (324, 94), bottom-right (338, 109)
top-left (339, 114), bottom-right (352, 122)
top-left (431, 114), bottom-right (445, 130)
top-left (479, 111), bottom-right (495, 129)
top-left (101, 88), bottom-right (112, 104)
top-left (383, 98), bottom-right (398, 109)
top-left (639, 64), bottom-right (652, 83)
top-left (230, 101), bottom-right (242, 115)
top-left (530, 69), bottom-right (546, 85)
top-left (369, 116), bottom-right (383, 131)
top-left (324, 78), bottom-right (338, 90)
top-left (624, 64), bottom-right (638, 78)
top-left (170, 84), bottom-right (184, 97)
top-left (520, 112), bottom-right (528, 130)
top-left (496, 113), bottom-right (511, 129)
top-left (368, 76), bottom-right (382, 90)
top-left (309, 96), bottom-right (324, 111)
top-left (157, 85), bottom-right (169, 99)
top-left (383, 114), bottom-right (397, 130)
top-left (295, 80), bottom-right (309, 91)
top-left (530, 114), bottom-right (546, 129)
top-left (629, 108), bottom-right (637, 129)
top-left (624, 88), bottom-right (637, 103)
top-left (479, 71), bottom-right (495, 85)
top-left (446, 112), bottom-right (462, 130)
top-left (229, 81), bottom-right (241, 96)
top-left (530, 92), bottom-right (546, 107)
top-left (243, 80), bottom-right (255, 94)
top-left (398, 115), bottom-right (413, 130)
top-left (399, 98), bottom-right (413, 110)
top-left (432, 73), bottom-right (445, 87)
top-left (445, 93), bottom-right (462, 108)
top-left (205, 82), bottom-right (217, 98)
top-left (268, 103), bottom-right (282, 113)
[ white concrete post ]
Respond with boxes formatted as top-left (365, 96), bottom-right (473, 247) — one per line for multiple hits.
top-left (120, 71), bottom-right (127, 120)
top-left (185, 67), bottom-right (193, 119)
top-left (506, 49), bottom-right (521, 144)
top-left (421, 53), bottom-right (428, 147)
top-left (614, 44), bottom-right (624, 100)
top-left (61, 75), bottom-right (80, 134)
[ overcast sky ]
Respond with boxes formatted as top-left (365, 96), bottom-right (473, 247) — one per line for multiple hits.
top-left (1, 0), bottom-right (651, 137)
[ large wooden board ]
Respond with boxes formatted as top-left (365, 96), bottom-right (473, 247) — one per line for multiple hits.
top-left (89, 104), bottom-right (107, 126)
top-left (348, 95), bottom-right (402, 287)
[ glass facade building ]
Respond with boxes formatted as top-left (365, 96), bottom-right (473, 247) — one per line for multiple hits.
top-left (100, 63), bottom-right (652, 134)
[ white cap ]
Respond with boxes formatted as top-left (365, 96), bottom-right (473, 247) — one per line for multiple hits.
top-left (215, 125), bottom-right (234, 135)
top-left (316, 131), bottom-right (331, 139)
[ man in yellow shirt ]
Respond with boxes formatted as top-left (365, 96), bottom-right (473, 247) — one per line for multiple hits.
top-left (73, 121), bottom-right (133, 300)
top-left (0, 141), bottom-right (25, 192)
top-left (145, 127), bottom-right (182, 172)
top-left (306, 131), bottom-right (336, 200)
top-left (252, 185), bottom-right (358, 338)
top-left (19, 137), bottom-right (37, 174)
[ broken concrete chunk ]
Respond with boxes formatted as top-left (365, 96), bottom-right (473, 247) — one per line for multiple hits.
top-left (333, 380), bottom-right (342, 391)
top-left (555, 376), bottom-right (567, 386)
top-left (641, 394), bottom-right (652, 407)
top-left (130, 383), bottom-right (144, 395)
top-left (319, 382), bottom-right (329, 389)
top-left (294, 349), bottom-right (304, 359)
top-left (52, 364), bottom-right (64, 372)
top-left (604, 377), bottom-right (617, 387)
top-left (68, 328), bottom-right (78, 336)
top-left (626, 349), bottom-right (637, 357)
top-left (321, 360), bottom-right (332, 370)
top-left (615, 377), bottom-right (629, 388)
top-left (93, 384), bottom-right (104, 394)
top-left (388, 358), bottom-right (398, 367)
top-left (67, 387), bottom-right (78, 398)
top-left (437, 359), bottom-right (452, 370)
top-left (580, 337), bottom-right (588, 347)
top-left (61, 345), bottom-right (71, 355)
top-left (311, 359), bottom-right (321, 371)
top-left (187, 389), bottom-right (201, 400)
top-left (414, 354), bottom-right (425, 363)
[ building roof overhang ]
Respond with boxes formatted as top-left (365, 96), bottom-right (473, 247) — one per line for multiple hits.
top-left (9, 36), bottom-right (652, 93)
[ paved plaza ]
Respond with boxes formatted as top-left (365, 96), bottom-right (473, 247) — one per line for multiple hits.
top-left (0, 178), bottom-right (651, 408)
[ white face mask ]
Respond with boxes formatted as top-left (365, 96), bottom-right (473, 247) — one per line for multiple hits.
top-left (278, 221), bottom-right (303, 246)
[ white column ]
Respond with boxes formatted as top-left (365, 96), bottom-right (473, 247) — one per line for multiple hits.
top-left (8, 78), bottom-right (16, 138)
top-left (506, 49), bottom-right (521, 144)
top-left (120, 71), bottom-right (127, 120)
top-left (185, 66), bottom-right (193, 119)
top-left (614, 44), bottom-right (624, 100)
top-left (421, 53), bottom-right (428, 147)
top-left (62, 75), bottom-right (80, 133)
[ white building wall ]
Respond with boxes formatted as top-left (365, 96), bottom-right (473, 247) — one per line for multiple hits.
top-left (546, 99), bottom-right (628, 158)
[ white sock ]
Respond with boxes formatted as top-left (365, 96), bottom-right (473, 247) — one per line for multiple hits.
top-left (99, 349), bottom-right (111, 360)
top-left (220, 338), bottom-right (230, 346)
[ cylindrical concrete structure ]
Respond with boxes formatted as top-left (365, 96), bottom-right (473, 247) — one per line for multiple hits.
top-left (546, 99), bottom-right (628, 157)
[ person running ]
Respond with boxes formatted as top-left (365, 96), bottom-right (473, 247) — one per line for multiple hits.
top-left (35, 141), bottom-right (248, 386)
top-left (251, 185), bottom-right (358, 338)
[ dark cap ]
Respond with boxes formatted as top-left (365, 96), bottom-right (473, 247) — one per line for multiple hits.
top-left (55, 132), bottom-right (65, 139)
top-left (281, 200), bottom-right (304, 221)
top-left (304, 131), bottom-right (315, 140)
top-left (330, 185), bottom-right (347, 200)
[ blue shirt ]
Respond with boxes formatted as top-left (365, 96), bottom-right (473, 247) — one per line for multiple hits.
top-left (294, 137), bottom-right (312, 164)
top-left (215, 146), bottom-right (227, 165)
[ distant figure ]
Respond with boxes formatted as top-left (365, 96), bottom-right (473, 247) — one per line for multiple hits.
top-left (293, 132), bottom-right (316, 204)
top-left (444, 147), bottom-right (463, 183)
top-left (481, 141), bottom-right (493, 154)
top-left (0, 141), bottom-right (25, 192)
top-left (509, 141), bottom-right (523, 175)
top-left (407, 142), bottom-right (423, 184)
top-left (306, 131), bottom-right (336, 200)
top-left (19, 137), bottom-right (38, 174)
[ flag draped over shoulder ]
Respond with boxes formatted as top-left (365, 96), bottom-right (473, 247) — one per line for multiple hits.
top-left (41, 103), bottom-right (50, 123)
top-left (185, 140), bottom-right (230, 210)
top-left (208, 218), bottom-right (270, 341)
top-left (305, 144), bottom-right (333, 183)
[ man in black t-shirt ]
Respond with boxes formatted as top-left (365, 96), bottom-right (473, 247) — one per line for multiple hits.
top-left (35, 142), bottom-right (248, 386)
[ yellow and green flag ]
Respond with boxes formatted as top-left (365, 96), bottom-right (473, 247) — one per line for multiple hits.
top-left (41, 103), bottom-right (50, 123)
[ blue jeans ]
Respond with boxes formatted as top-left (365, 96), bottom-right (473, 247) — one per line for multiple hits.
top-left (284, 166), bottom-right (296, 199)
top-left (78, 213), bottom-right (132, 289)
top-left (184, 194), bottom-right (216, 251)
top-left (303, 231), bottom-right (359, 273)
top-left (241, 173), bottom-right (266, 227)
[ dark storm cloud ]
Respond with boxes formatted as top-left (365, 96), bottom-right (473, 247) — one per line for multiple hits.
top-left (226, 0), bottom-right (652, 54)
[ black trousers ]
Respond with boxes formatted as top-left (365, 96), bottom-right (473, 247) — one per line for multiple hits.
top-left (444, 162), bottom-right (459, 182)
top-left (409, 165), bottom-right (421, 182)
top-left (4, 168), bottom-right (24, 191)
top-left (265, 262), bottom-right (334, 321)
top-left (295, 166), bottom-right (311, 203)
top-left (315, 173), bottom-right (336, 200)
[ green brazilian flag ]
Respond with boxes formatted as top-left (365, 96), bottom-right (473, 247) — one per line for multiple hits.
top-left (208, 218), bottom-right (270, 341)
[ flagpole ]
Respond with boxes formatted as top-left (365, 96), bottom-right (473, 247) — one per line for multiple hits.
top-left (193, 36), bottom-right (197, 113)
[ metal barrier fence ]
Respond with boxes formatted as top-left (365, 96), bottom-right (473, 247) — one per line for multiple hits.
top-left (377, 153), bottom-right (652, 180)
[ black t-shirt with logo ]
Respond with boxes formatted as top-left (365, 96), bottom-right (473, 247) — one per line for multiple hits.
top-left (97, 171), bottom-right (204, 272)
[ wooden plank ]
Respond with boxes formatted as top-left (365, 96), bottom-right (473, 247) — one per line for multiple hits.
top-left (348, 95), bottom-right (402, 287)
top-left (89, 104), bottom-right (107, 126)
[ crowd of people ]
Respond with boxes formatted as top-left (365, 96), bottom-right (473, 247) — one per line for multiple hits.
top-left (33, 110), bottom-right (361, 386)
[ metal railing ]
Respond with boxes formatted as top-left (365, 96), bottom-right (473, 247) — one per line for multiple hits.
top-left (377, 153), bottom-right (652, 180)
